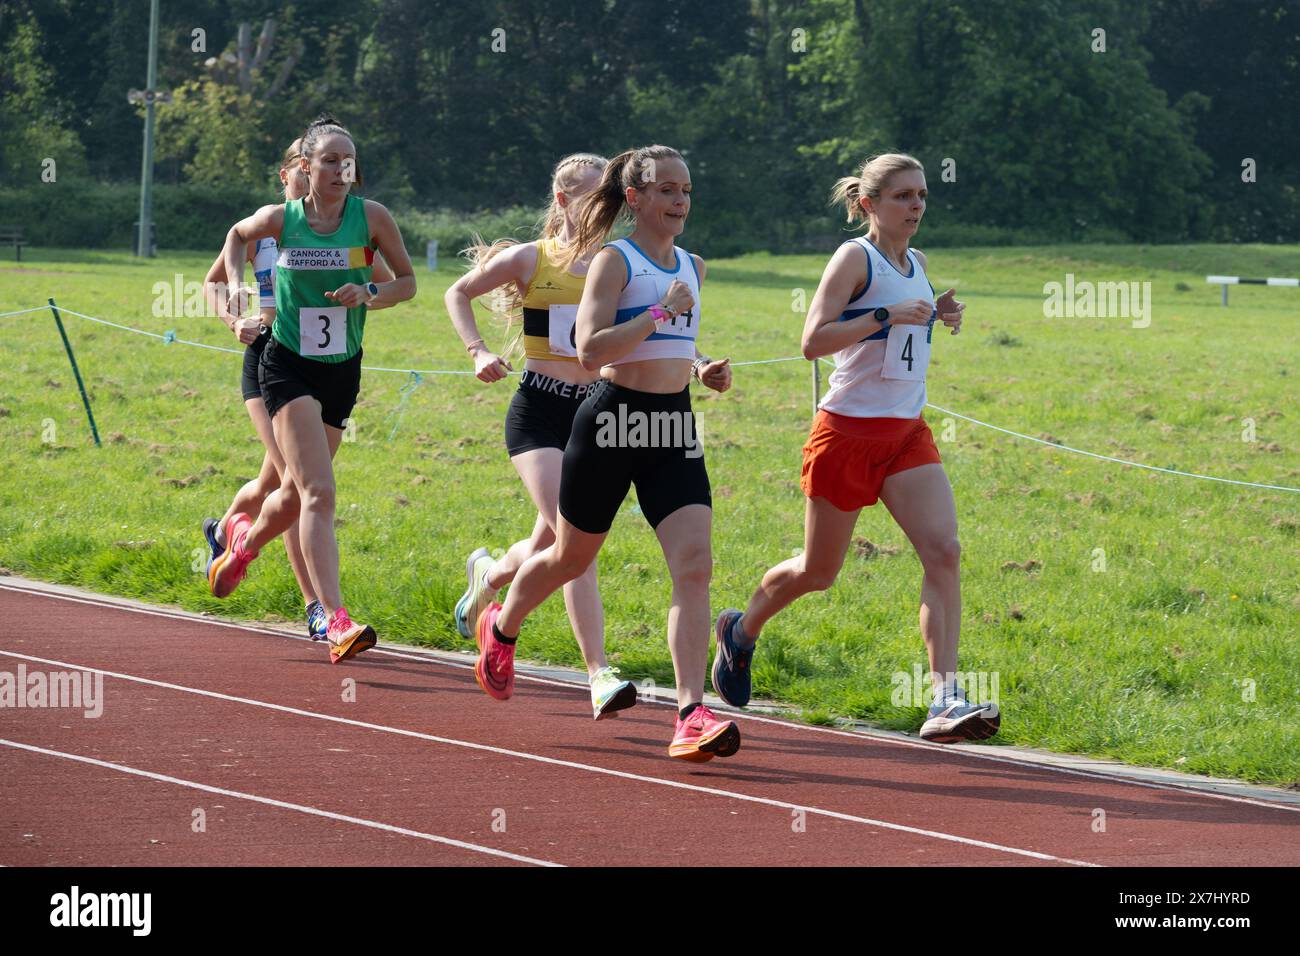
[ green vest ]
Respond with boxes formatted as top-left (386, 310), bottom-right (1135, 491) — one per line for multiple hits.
top-left (273, 194), bottom-right (374, 363)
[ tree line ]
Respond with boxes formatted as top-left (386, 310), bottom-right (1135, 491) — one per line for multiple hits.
top-left (2, 0), bottom-right (1296, 253)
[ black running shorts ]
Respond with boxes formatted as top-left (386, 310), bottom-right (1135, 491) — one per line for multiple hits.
top-left (240, 325), bottom-right (272, 400)
top-left (504, 369), bottom-right (599, 457)
top-left (558, 379), bottom-right (711, 534)
top-left (257, 335), bottom-right (362, 430)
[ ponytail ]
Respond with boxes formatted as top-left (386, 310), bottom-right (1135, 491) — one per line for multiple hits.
top-left (830, 176), bottom-right (866, 224)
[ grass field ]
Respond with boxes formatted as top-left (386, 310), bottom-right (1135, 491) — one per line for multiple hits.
top-left (1, 243), bottom-right (1296, 785)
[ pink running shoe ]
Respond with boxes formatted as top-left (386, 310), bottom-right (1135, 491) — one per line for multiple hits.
top-left (208, 513), bottom-right (259, 598)
top-left (326, 606), bottom-right (376, 664)
top-left (668, 704), bottom-right (741, 762)
top-left (474, 603), bottom-right (515, 701)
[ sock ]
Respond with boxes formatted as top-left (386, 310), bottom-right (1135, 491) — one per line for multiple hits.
top-left (679, 703), bottom-right (700, 721)
top-left (730, 614), bottom-right (757, 649)
top-left (215, 523), bottom-right (227, 548)
top-left (492, 621), bottom-right (517, 645)
top-left (933, 677), bottom-right (958, 706)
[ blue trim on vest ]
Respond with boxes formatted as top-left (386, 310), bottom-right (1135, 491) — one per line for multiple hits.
top-left (624, 238), bottom-right (681, 275)
top-left (604, 242), bottom-right (632, 288)
top-left (686, 251), bottom-right (701, 285)
top-left (612, 304), bottom-right (693, 340)
top-left (839, 240), bottom-right (883, 341)
top-left (861, 235), bottom-right (915, 278)
top-left (847, 238), bottom-right (874, 303)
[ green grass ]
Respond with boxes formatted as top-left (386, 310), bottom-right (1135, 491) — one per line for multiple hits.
top-left (1, 243), bottom-right (1297, 785)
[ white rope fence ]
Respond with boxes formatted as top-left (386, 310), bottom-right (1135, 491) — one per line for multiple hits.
top-left (923, 402), bottom-right (1298, 493)
top-left (7, 302), bottom-right (1297, 493)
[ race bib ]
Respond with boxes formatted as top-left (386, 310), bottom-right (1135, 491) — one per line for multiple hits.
top-left (299, 306), bottom-right (347, 357)
top-left (548, 303), bottom-right (580, 357)
top-left (880, 322), bottom-right (932, 381)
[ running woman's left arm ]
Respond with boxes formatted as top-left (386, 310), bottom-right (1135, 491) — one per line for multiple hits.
top-left (689, 254), bottom-right (731, 391)
top-left (912, 249), bottom-right (964, 335)
top-left (326, 202), bottom-right (416, 308)
top-left (934, 287), bottom-right (964, 335)
top-left (364, 252), bottom-right (398, 311)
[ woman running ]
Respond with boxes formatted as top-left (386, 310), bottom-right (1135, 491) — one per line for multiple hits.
top-left (207, 114), bottom-right (416, 665)
top-left (199, 137), bottom-right (394, 641)
top-left (446, 153), bottom-right (640, 720)
top-left (710, 153), bottom-right (995, 743)
top-left (473, 145), bottom-right (741, 762)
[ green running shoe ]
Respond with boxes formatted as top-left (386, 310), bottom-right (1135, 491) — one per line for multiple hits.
top-left (454, 547), bottom-right (497, 639)
top-left (589, 666), bottom-right (637, 720)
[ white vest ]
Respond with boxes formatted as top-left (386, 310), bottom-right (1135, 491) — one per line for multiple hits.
top-left (604, 238), bottom-right (701, 365)
top-left (819, 237), bottom-right (936, 419)
top-left (253, 237), bottom-right (278, 309)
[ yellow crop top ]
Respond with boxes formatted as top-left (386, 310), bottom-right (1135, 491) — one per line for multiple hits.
top-left (520, 237), bottom-right (586, 362)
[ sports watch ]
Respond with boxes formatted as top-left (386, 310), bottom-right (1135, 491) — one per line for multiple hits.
top-left (873, 306), bottom-right (890, 329)
top-left (365, 281), bottom-right (380, 302)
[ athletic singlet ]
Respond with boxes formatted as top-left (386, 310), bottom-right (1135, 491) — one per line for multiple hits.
top-left (604, 238), bottom-right (700, 365)
top-left (253, 237), bottom-right (278, 309)
top-left (520, 237), bottom-right (585, 362)
top-left (273, 194), bottom-right (375, 363)
top-left (819, 236), bottom-right (936, 419)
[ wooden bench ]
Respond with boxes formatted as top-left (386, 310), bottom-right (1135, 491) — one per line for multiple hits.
top-left (0, 225), bottom-right (29, 262)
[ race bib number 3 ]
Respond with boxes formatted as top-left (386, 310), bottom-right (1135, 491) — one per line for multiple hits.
top-left (548, 303), bottom-right (579, 357)
top-left (880, 322), bottom-right (932, 381)
top-left (299, 306), bottom-right (347, 356)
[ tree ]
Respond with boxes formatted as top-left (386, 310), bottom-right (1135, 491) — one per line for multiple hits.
top-left (0, 17), bottom-right (87, 186)
top-left (153, 16), bottom-right (307, 189)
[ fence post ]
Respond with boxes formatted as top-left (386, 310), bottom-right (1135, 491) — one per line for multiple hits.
top-left (47, 298), bottom-right (101, 447)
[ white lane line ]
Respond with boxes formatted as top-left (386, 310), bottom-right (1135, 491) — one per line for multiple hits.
top-left (0, 649), bottom-right (1096, 866)
top-left (4, 581), bottom-right (1297, 814)
top-left (0, 737), bottom-right (561, 867)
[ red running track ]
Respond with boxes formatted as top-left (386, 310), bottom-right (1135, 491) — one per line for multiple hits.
top-left (1, 582), bottom-right (1296, 867)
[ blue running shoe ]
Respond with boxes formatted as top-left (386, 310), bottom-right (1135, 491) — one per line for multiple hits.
top-left (306, 600), bottom-right (329, 642)
top-left (201, 517), bottom-right (224, 577)
top-left (920, 689), bottom-right (1000, 743)
top-left (711, 608), bottom-right (754, 708)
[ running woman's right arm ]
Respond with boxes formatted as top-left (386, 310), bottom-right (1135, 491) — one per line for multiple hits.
top-left (801, 242), bottom-right (933, 360)
top-left (443, 242), bottom-right (537, 382)
top-left (574, 248), bottom-right (695, 371)
top-left (220, 204), bottom-right (284, 327)
top-left (203, 244), bottom-right (263, 344)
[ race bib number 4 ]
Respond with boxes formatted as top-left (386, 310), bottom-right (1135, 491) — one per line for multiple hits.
top-left (299, 306), bottom-right (347, 356)
top-left (880, 321), bottom-right (932, 381)
top-left (548, 303), bottom-right (579, 357)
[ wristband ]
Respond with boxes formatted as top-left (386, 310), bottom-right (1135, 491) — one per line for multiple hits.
top-left (465, 339), bottom-right (486, 354)
top-left (648, 304), bottom-right (674, 324)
